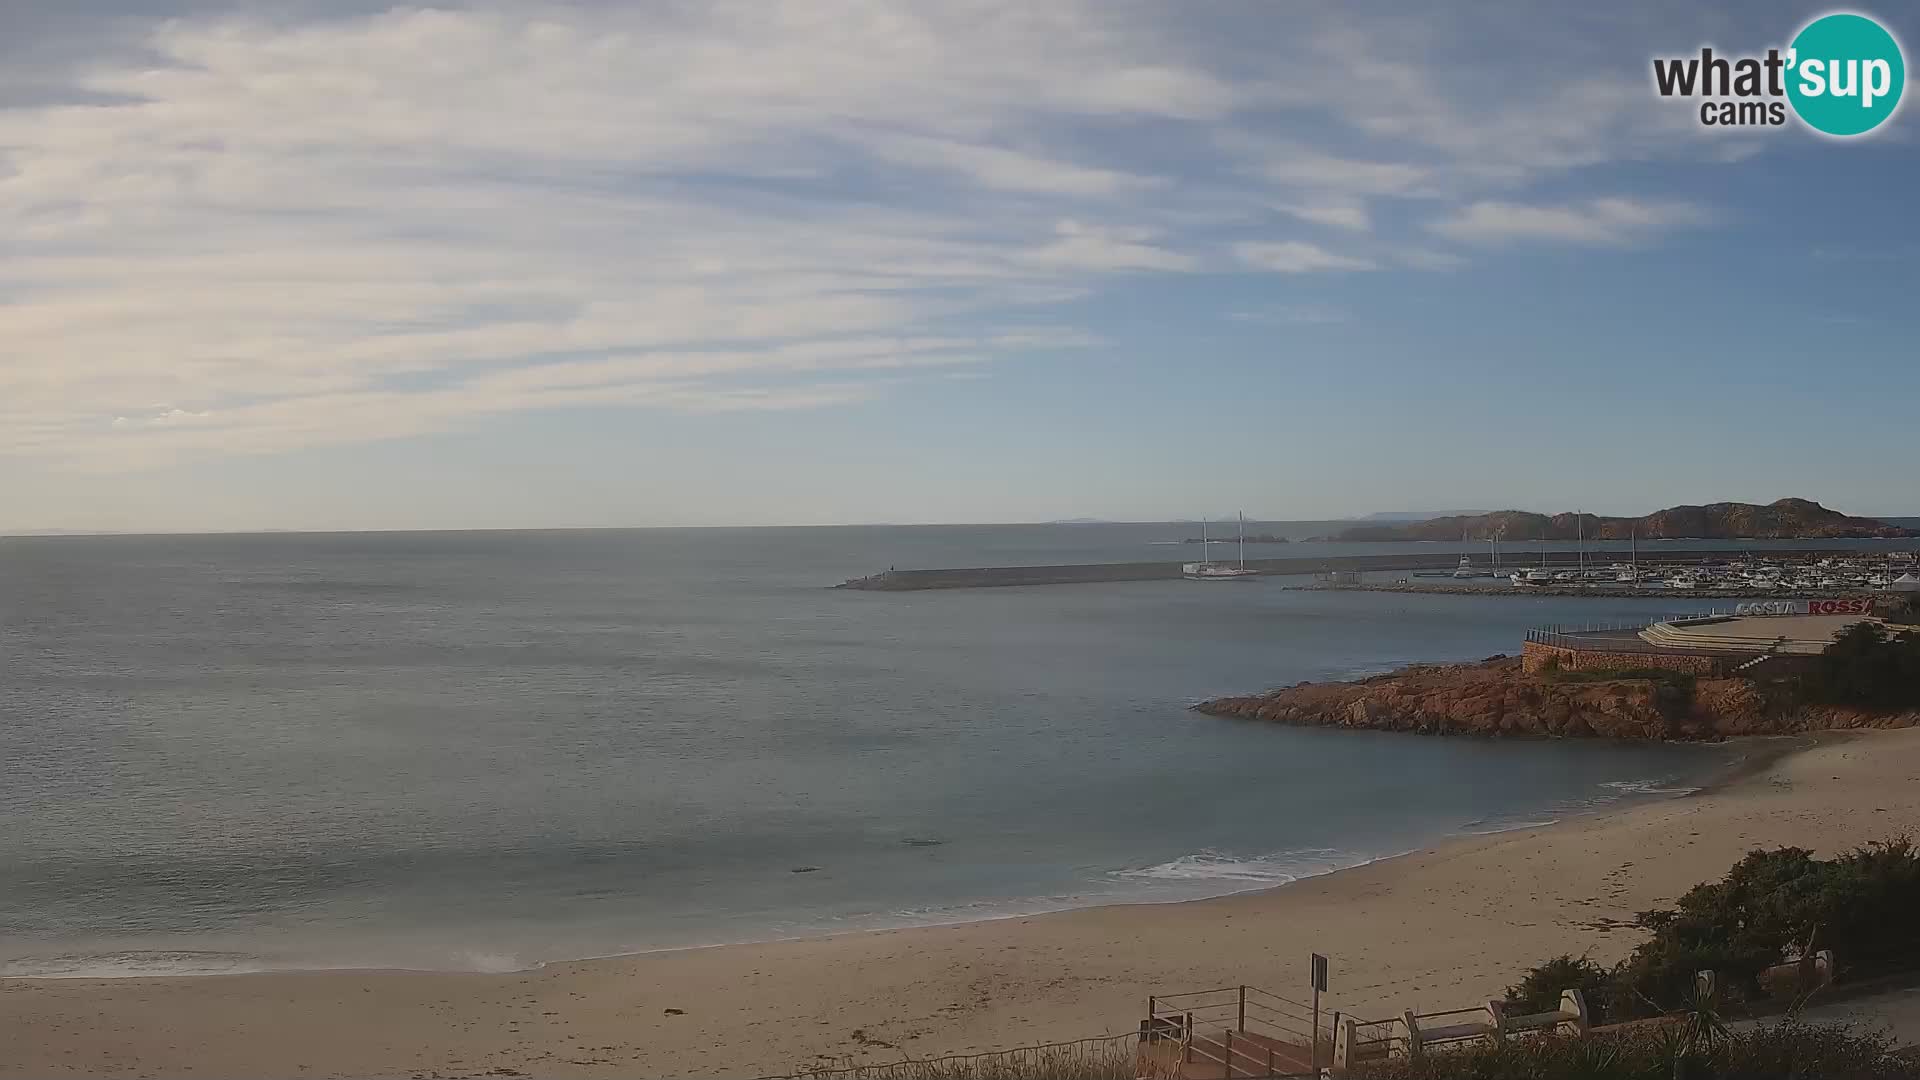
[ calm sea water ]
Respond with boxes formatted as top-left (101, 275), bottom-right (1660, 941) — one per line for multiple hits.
top-left (9, 523), bottom-right (1908, 978)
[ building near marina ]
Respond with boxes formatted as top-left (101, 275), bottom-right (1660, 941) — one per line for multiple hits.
top-left (1521, 599), bottom-right (1882, 676)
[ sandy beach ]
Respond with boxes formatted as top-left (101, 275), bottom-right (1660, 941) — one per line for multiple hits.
top-left (6, 729), bottom-right (1919, 1079)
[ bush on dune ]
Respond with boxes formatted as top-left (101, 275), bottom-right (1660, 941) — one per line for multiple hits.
top-left (1503, 954), bottom-right (1614, 1024)
top-left (1803, 622), bottom-right (1920, 709)
top-left (1612, 837), bottom-right (1920, 1016)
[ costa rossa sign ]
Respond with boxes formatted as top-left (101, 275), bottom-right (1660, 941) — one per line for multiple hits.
top-left (1735, 598), bottom-right (1873, 616)
top-left (1810, 597), bottom-right (1874, 615)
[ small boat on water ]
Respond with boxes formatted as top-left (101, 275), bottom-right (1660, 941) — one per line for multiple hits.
top-left (1183, 513), bottom-right (1259, 580)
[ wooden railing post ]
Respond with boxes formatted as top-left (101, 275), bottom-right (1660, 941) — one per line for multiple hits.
top-left (1224, 1029), bottom-right (1233, 1078)
top-left (1238, 984), bottom-right (1247, 1032)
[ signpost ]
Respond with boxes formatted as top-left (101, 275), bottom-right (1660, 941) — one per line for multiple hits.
top-left (1311, 953), bottom-right (1329, 1068)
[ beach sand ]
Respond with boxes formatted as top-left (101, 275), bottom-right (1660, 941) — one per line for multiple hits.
top-left (6, 729), bottom-right (1919, 1079)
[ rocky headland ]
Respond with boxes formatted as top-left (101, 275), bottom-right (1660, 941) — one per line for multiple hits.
top-left (1194, 657), bottom-right (1920, 741)
top-left (1331, 498), bottom-right (1915, 542)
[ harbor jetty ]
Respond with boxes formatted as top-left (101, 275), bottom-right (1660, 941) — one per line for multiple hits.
top-left (835, 548), bottom-right (1886, 591)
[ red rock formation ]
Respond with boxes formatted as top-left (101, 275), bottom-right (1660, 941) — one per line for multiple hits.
top-left (1195, 658), bottom-right (1920, 740)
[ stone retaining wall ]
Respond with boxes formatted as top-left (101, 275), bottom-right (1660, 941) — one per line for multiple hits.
top-left (1521, 641), bottom-right (1733, 676)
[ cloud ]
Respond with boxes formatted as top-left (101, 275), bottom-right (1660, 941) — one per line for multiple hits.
top-left (1427, 197), bottom-right (1716, 246)
top-left (1233, 241), bottom-right (1377, 273)
top-left (1244, 144), bottom-right (1436, 197)
top-left (865, 134), bottom-right (1160, 196)
top-left (1277, 201), bottom-right (1372, 231)
top-left (1025, 220), bottom-right (1196, 272)
top-left (1392, 247), bottom-right (1470, 271)
top-left (0, 2), bottom-right (1752, 471)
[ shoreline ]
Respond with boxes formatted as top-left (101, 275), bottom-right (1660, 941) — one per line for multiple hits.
top-left (9, 729), bottom-right (1918, 1079)
top-left (2, 753), bottom-right (1742, 985)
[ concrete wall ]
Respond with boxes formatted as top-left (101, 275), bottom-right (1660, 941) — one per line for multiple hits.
top-left (1521, 641), bottom-right (1732, 676)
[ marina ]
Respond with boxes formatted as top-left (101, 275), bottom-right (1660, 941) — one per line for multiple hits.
top-left (838, 547), bottom-right (1920, 593)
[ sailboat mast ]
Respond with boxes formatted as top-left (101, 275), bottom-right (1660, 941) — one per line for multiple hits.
top-left (1238, 512), bottom-right (1246, 570)
top-left (1201, 517), bottom-right (1210, 565)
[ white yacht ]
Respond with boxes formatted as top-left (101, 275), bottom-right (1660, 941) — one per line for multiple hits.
top-left (1452, 553), bottom-right (1477, 579)
top-left (1183, 514), bottom-right (1260, 580)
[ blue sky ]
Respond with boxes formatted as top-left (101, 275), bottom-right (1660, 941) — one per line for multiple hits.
top-left (1, 1), bottom-right (1915, 531)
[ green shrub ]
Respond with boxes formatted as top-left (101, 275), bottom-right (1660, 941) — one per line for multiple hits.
top-left (1504, 954), bottom-right (1613, 1025)
top-left (1803, 622), bottom-right (1920, 708)
top-left (1611, 838), bottom-right (1920, 1017)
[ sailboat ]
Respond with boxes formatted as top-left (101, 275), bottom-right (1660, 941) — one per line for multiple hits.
top-left (1452, 526), bottom-right (1478, 578)
top-left (1183, 513), bottom-right (1260, 580)
top-left (1523, 534), bottom-right (1554, 584)
top-left (1616, 531), bottom-right (1642, 583)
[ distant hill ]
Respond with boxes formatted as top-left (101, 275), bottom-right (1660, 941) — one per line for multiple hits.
top-left (1358, 510), bottom-right (1486, 522)
top-left (1333, 499), bottom-right (1917, 542)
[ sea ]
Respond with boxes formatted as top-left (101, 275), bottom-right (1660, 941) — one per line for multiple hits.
top-left (4, 522), bottom-right (1914, 979)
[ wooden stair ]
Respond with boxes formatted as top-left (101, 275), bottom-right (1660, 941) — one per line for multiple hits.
top-left (1171, 1028), bottom-right (1316, 1078)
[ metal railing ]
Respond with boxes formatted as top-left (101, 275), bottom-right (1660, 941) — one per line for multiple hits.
top-left (1333, 1016), bottom-right (1405, 1068)
top-left (1523, 612), bottom-right (1738, 652)
top-left (1146, 985), bottom-right (1327, 1077)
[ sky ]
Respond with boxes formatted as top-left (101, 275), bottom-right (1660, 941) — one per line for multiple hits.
top-left (2, 1), bottom-right (1916, 532)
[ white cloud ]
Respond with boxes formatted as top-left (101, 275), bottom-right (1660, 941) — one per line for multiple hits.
top-left (1246, 144), bottom-right (1436, 197)
top-left (864, 134), bottom-right (1159, 196)
top-left (0, 2), bottom-right (1748, 473)
top-left (1233, 241), bottom-right (1377, 273)
top-left (1025, 220), bottom-right (1197, 272)
top-left (1393, 247), bottom-right (1470, 271)
top-left (1278, 202), bottom-right (1372, 231)
top-left (1428, 197), bottom-right (1716, 247)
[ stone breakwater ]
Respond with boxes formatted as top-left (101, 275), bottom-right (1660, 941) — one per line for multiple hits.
top-left (1193, 657), bottom-right (1920, 741)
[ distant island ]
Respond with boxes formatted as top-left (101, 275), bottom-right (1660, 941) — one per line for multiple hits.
top-left (1332, 498), bottom-right (1916, 542)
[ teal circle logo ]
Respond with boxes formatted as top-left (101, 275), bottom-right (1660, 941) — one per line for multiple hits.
top-left (1786, 13), bottom-right (1905, 136)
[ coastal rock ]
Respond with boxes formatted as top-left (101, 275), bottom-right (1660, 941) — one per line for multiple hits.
top-left (1196, 658), bottom-right (1920, 741)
